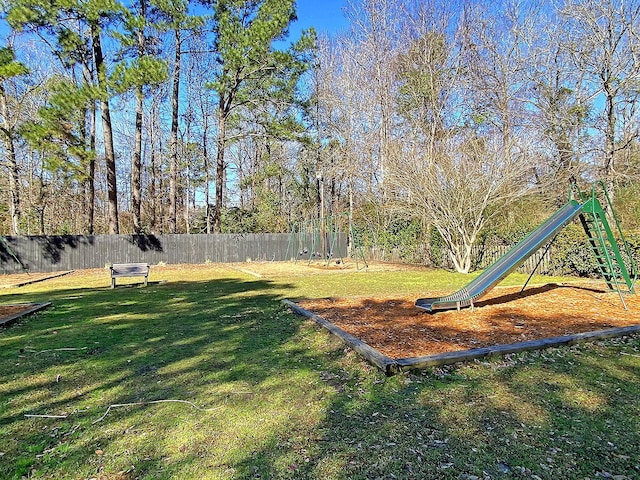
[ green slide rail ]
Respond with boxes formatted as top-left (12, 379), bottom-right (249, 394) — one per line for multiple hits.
top-left (571, 181), bottom-right (636, 309)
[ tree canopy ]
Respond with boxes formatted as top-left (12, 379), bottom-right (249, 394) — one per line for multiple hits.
top-left (2, 0), bottom-right (640, 272)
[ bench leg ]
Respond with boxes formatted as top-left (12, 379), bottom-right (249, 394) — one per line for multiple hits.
top-left (111, 277), bottom-right (116, 288)
top-left (144, 276), bottom-right (148, 287)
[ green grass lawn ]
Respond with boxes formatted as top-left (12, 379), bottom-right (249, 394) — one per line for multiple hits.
top-left (1, 264), bottom-right (638, 479)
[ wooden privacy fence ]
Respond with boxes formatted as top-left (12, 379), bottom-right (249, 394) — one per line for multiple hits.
top-left (0, 234), bottom-right (330, 274)
top-left (1, 233), bottom-right (551, 275)
top-left (364, 242), bottom-right (553, 274)
top-left (473, 243), bottom-right (553, 274)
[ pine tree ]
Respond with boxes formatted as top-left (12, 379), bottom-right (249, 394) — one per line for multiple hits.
top-left (207, 0), bottom-right (315, 233)
top-left (154, 0), bottom-right (203, 233)
top-left (111, 0), bottom-right (168, 233)
top-left (20, 78), bottom-right (95, 194)
top-left (8, 0), bottom-right (124, 233)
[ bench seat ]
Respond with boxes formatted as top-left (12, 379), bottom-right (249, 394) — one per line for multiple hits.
top-left (110, 263), bottom-right (149, 288)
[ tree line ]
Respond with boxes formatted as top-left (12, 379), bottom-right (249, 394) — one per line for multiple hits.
top-left (0, 0), bottom-right (314, 236)
top-left (315, 0), bottom-right (640, 272)
top-left (1, 0), bottom-right (640, 273)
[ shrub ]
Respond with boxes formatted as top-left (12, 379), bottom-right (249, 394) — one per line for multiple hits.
top-left (548, 224), bottom-right (600, 277)
top-left (548, 225), bottom-right (639, 278)
top-left (476, 218), bottom-right (639, 279)
top-left (353, 216), bottom-right (426, 264)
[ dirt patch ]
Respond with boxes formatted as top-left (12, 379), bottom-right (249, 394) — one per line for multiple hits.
top-left (297, 282), bottom-right (640, 360)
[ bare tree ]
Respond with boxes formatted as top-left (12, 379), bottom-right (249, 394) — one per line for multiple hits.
top-left (561, 0), bottom-right (640, 196)
top-left (394, 0), bottom-right (460, 166)
top-left (344, 0), bottom-right (402, 200)
top-left (459, 1), bottom-right (540, 159)
top-left (315, 33), bottom-right (389, 219)
top-left (384, 0), bottom-right (534, 272)
top-left (183, 33), bottom-right (217, 233)
top-left (144, 83), bottom-right (170, 233)
top-left (389, 135), bottom-right (530, 273)
top-left (526, 9), bottom-right (589, 202)
top-left (0, 46), bottom-right (29, 235)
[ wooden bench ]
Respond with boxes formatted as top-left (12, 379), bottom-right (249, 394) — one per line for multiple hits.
top-left (109, 263), bottom-right (150, 288)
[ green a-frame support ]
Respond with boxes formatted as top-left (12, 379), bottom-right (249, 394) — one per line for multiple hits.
top-left (573, 181), bottom-right (636, 309)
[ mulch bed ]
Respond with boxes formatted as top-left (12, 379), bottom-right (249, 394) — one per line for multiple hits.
top-left (0, 303), bottom-right (51, 327)
top-left (297, 282), bottom-right (640, 360)
top-left (0, 304), bottom-right (36, 319)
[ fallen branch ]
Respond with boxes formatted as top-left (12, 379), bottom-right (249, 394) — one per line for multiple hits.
top-left (25, 414), bottom-right (68, 419)
top-left (621, 352), bottom-right (640, 359)
top-left (35, 347), bottom-right (88, 356)
top-left (93, 399), bottom-right (222, 424)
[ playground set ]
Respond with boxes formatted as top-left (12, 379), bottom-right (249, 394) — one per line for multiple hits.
top-left (290, 183), bottom-right (640, 374)
top-left (416, 181), bottom-right (637, 312)
top-left (286, 212), bottom-right (368, 270)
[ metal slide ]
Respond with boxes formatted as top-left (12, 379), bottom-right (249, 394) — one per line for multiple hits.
top-left (416, 200), bottom-right (584, 312)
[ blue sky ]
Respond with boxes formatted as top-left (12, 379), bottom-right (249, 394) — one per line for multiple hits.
top-left (294, 0), bottom-right (350, 35)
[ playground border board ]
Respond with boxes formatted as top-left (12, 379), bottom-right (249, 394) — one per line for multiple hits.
top-left (0, 271), bottom-right (73, 288)
top-left (0, 302), bottom-right (52, 327)
top-left (283, 299), bottom-right (640, 376)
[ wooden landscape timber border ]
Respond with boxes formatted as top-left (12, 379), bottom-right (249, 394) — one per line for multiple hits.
top-left (283, 299), bottom-right (640, 375)
top-left (0, 302), bottom-right (52, 328)
top-left (1, 271), bottom-right (73, 289)
top-left (283, 300), bottom-right (399, 375)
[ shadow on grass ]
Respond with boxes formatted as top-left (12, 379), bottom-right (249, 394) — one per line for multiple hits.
top-left (1, 274), bottom-right (639, 479)
top-left (233, 336), bottom-right (640, 480)
top-left (0, 275), bottom-right (341, 479)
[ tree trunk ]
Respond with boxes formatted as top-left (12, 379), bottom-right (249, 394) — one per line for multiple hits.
top-left (37, 156), bottom-right (46, 235)
top-left (87, 105), bottom-right (96, 234)
top-left (81, 61), bottom-right (96, 235)
top-left (92, 25), bottom-right (119, 234)
top-left (184, 155), bottom-right (190, 234)
top-left (184, 106), bottom-right (192, 234)
top-left (131, 0), bottom-right (147, 234)
top-left (604, 84), bottom-right (616, 202)
top-left (132, 86), bottom-right (144, 233)
top-left (214, 105), bottom-right (226, 234)
top-left (149, 121), bottom-right (157, 231)
top-left (0, 85), bottom-right (21, 234)
top-left (348, 180), bottom-right (354, 255)
top-left (148, 96), bottom-right (160, 232)
top-left (5, 138), bottom-right (21, 235)
top-left (203, 112), bottom-right (211, 234)
top-left (169, 29), bottom-right (181, 234)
